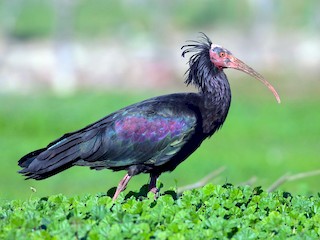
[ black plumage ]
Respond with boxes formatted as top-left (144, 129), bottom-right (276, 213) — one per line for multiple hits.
top-left (18, 33), bottom-right (280, 200)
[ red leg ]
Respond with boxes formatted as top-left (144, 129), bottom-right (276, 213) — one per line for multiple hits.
top-left (112, 173), bottom-right (132, 201)
top-left (148, 173), bottom-right (160, 199)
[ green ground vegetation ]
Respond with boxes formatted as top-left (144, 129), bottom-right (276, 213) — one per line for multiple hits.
top-left (1, 184), bottom-right (319, 239)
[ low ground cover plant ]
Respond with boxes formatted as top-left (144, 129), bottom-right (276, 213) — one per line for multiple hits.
top-left (1, 184), bottom-right (319, 239)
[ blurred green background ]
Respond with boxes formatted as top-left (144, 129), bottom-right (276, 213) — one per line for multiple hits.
top-left (0, 0), bottom-right (319, 200)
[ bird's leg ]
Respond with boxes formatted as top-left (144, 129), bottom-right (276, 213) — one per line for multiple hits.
top-left (148, 173), bottom-right (160, 199)
top-left (112, 173), bottom-right (132, 201)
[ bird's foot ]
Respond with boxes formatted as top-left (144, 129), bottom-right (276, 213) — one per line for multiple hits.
top-left (149, 187), bottom-right (159, 200)
top-left (148, 173), bottom-right (160, 200)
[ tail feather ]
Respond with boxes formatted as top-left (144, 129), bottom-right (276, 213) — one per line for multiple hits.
top-left (18, 148), bottom-right (46, 168)
top-left (18, 135), bottom-right (83, 180)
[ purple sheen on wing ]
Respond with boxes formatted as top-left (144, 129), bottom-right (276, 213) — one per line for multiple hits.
top-left (114, 116), bottom-right (188, 142)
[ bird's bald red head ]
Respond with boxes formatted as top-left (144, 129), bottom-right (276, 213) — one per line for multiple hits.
top-left (209, 44), bottom-right (234, 69)
top-left (209, 43), bottom-right (281, 103)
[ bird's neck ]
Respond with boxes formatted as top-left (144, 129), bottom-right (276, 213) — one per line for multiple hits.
top-left (200, 70), bottom-right (232, 135)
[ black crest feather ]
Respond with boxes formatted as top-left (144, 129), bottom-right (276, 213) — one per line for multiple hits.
top-left (181, 33), bottom-right (218, 91)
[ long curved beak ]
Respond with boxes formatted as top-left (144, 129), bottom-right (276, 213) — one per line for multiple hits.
top-left (227, 57), bottom-right (281, 103)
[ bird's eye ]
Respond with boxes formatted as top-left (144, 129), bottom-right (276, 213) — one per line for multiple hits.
top-left (219, 52), bottom-right (226, 58)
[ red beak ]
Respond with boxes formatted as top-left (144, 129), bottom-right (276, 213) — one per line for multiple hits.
top-left (228, 56), bottom-right (281, 103)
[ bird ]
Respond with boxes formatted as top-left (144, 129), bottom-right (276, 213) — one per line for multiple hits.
top-left (18, 33), bottom-right (280, 200)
